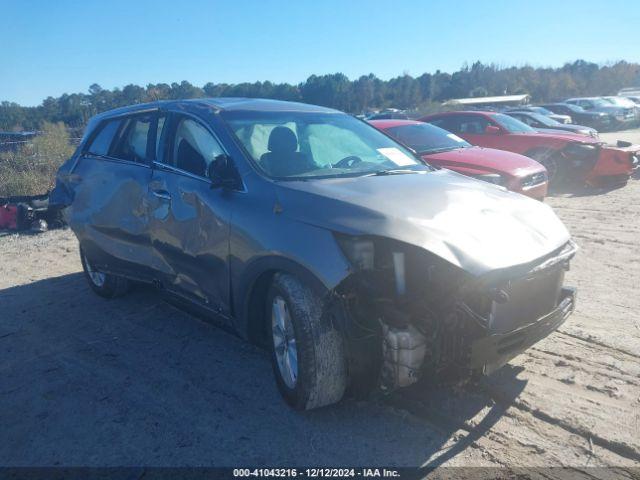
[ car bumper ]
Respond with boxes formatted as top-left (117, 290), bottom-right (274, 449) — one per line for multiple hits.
top-left (469, 287), bottom-right (576, 375)
top-left (515, 181), bottom-right (548, 200)
top-left (585, 146), bottom-right (639, 185)
top-left (508, 172), bottom-right (548, 200)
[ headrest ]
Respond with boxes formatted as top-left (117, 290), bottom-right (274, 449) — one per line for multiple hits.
top-left (131, 129), bottom-right (147, 159)
top-left (267, 126), bottom-right (298, 153)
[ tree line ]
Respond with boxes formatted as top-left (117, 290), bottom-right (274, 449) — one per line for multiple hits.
top-left (2, 60), bottom-right (639, 131)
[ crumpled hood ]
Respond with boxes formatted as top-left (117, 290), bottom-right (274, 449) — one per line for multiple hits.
top-left (275, 169), bottom-right (570, 276)
top-left (523, 131), bottom-right (599, 144)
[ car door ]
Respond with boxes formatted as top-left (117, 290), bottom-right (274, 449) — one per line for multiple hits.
top-left (452, 114), bottom-right (502, 148)
top-left (70, 112), bottom-right (157, 280)
top-left (147, 111), bottom-right (234, 317)
top-left (577, 100), bottom-right (594, 110)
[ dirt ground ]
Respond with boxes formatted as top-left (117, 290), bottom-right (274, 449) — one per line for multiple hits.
top-left (0, 129), bottom-right (639, 474)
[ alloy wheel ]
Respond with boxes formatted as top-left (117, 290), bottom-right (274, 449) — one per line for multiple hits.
top-left (271, 295), bottom-right (298, 389)
top-left (83, 252), bottom-right (106, 287)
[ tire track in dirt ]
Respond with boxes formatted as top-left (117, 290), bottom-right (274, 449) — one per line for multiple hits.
top-left (484, 384), bottom-right (640, 463)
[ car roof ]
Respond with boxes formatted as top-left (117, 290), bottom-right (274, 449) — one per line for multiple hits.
top-left (93, 97), bottom-right (341, 121)
top-left (426, 110), bottom-right (498, 117)
top-left (368, 119), bottom-right (423, 128)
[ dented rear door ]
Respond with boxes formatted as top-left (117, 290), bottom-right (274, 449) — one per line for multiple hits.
top-left (68, 112), bottom-right (157, 280)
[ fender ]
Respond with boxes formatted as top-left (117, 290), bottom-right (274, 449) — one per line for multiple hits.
top-left (232, 254), bottom-right (339, 342)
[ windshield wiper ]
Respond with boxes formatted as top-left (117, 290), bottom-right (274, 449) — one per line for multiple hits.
top-left (418, 146), bottom-right (463, 155)
top-left (365, 169), bottom-right (420, 177)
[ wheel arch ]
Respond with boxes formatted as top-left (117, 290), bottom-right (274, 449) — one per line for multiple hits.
top-left (233, 256), bottom-right (334, 345)
top-left (524, 146), bottom-right (560, 159)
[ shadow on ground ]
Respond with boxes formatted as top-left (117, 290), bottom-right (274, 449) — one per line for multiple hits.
top-left (0, 274), bottom-right (527, 466)
top-left (547, 177), bottom-right (635, 198)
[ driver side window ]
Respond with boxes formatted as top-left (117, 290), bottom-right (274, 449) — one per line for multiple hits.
top-left (457, 116), bottom-right (491, 134)
top-left (168, 117), bottom-right (224, 177)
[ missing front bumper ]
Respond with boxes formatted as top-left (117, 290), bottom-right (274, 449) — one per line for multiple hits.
top-left (469, 287), bottom-right (576, 375)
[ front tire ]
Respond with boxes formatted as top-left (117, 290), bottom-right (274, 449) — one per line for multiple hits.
top-left (80, 248), bottom-right (131, 299)
top-left (527, 149), bottom-right (561, 184)
top-left (266, 273), bottom-right (347, 410)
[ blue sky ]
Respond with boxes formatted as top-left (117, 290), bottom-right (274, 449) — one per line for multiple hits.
top-left (1, 0), bottom-right (639, 106)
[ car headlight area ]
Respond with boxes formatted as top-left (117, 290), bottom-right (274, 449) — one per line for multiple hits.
top-left (332, 234), bottom-right (577, 391)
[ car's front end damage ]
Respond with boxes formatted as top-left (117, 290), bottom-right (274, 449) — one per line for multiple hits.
top-left (585, 142), bottom-right (640, 187)
top-left (554, 140), bottom-right (639, 187)
top-left (274, 168), bottom-right (578, 393)
top-left (331, 235), bottom-right (578, 391)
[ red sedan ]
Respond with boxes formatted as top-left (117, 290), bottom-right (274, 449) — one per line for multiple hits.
top-left (370, 119), bottom-right (548, 200)
top-left (420, 111), bottom-right (638, 186)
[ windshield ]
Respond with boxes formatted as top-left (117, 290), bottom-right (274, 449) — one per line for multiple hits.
top-left (530, 107), bottom-right (554, 115)
top-left (222, 111), bottom-right (428, 179)
top-left (492, 113), bottom-right (536, 133)
top-left (527, 113), bottom-right (561, 126)
top-left (384, 122), bottom-right (471, 154)
top-left (563, 103), bottom-right (585, 113)
top-left (603, 97), bottom-right (635, 107)
top-left (589, 98), bottom-right (610, 108)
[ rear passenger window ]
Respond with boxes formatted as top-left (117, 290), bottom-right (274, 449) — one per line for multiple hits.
top-left (86, 120), bottom-right (121, 156)
top-left (111, 115), bottom-right (154, 163)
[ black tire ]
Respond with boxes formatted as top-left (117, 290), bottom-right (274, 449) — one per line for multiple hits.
top-left (80, 247), bottom-right (131, 299)
top-left (266, 273), bottom-right (347, 410)
top-left (526, 148), bottom-right (562, 184)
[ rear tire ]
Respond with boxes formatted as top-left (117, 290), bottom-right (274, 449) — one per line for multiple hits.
top-left (80, 248), bottom-right (131, 299)
top-left (266, 273), bottom-right (347, 410)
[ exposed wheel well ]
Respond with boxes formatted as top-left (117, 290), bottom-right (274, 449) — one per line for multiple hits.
top-left (524, 147), bottom-right (558, 159)
top-left (246, 269), bottom-right (277, 347)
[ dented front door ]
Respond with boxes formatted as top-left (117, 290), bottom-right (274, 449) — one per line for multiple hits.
top-left (147, 112), bottom-right (232, 315)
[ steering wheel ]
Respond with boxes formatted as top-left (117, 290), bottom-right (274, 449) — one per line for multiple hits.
top-left (333, 156), bottom-right (363, 169)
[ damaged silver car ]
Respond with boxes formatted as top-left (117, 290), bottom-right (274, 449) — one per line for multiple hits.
top-left (51, 98), bottom-right (577, 410)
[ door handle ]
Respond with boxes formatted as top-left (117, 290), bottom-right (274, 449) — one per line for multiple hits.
top-left (151, 190), bottom-right (171, 201)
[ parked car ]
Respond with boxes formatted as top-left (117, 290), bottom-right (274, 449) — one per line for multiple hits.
top-left (506, 106), bottom-right (571, 124)
top-left (52, 98), bottom-right (579, 410)
top-left (621, 96), bottom-right (640, 106)
top-left (565, 97), bottom-right (636, 129)
top-left (369, 119), bottom-right (548, 200)
top-left (506, 111), bottom-right (598, 138)
top-left (618, 87), bottom-right (640, 97)
top-left (0, 131), bottom-right (37, 153)
top-left (540, 103), bottom-right (614, 130)
top-left (421, 111), bottom-right (638, 186)
top-left (366, 110), bottom-right (409, 120)
top-left (602, 96), bottom-right (640, 123)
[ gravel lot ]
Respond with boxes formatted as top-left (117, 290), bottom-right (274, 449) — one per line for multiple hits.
top-left (1, 129), bottom-right (639, 472)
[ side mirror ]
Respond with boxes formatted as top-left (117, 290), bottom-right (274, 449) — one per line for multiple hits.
top-left (208, 154), bottom-right (237, 189)
top-left (485, 125), bottom-right (501, 135)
